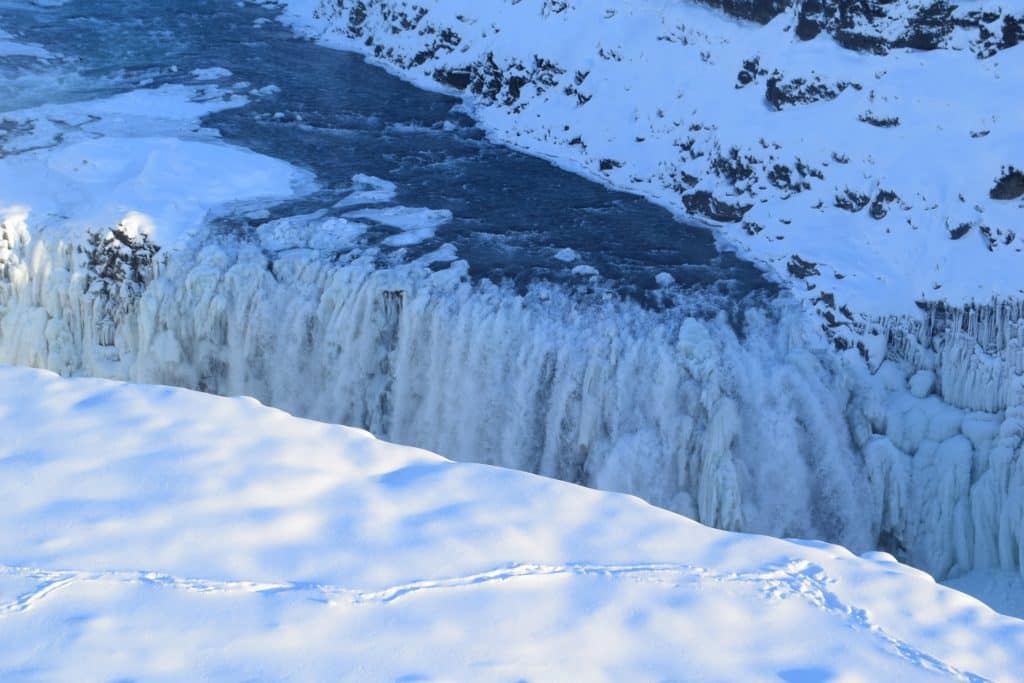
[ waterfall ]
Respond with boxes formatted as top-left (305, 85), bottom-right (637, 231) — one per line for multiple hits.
top-left (1, 210), bottom-right (1022, 580)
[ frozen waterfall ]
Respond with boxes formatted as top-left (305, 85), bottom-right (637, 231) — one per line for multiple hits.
top-left (1, 212), bottom-right (1022, 580)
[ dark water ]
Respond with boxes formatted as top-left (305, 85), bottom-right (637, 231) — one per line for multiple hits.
top-left (0, 0), bottom-right (774, 311)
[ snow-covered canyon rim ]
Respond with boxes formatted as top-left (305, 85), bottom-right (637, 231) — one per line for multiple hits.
top-left (3, 365), bottom-right (1023, 681)
top-left (0, 0), bottom-right (1022, 621)
top-left (282, 0), bottom-right (1024, 324)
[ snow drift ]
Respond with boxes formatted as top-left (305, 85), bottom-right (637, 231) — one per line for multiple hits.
top-left (1, 365), bottom-right (1022, 681)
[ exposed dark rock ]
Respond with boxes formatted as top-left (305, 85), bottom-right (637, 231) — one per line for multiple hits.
top-left (711, 147), bottom-right (757, 187)
top-left (795, 159), bottom-right (824, 180)
top-left (859, 112), bottom-right (900, 128)
top-left (669, 169), bottom-right (699, 193)
top-left (767, 164), bottom-right (814, 194)
top-left (542, 0), bottom-right (570, 16)
top-left (1003, 15), bottom-right (1023, 48)
top-left (791, 0), bottom-right (1024, 58)
top-left (433, 68), bottom-right (471, 90)
top-left (682, 191), bottom-right (753, 222)
top-left (599, 159), bottom-right (623, 171)
top-left (695, 0), bottom-right (792, 24)
top-left (968, 12), bottom-right (1024, 57)
top-left (765, 72), bottom-right (860, 110)
top-left (977, 225), bottom-right (993, 249)
top-left (787, 254), bottom-right (820, 279)
top-left (948, 222), bottom-right (971, 239)
top-left (869, 189), bottom-right (900, 219)
top-left (735, 57), bottom-right (767, 88)
top-left (990, 167), bottom-right (1024, 200)
top-left (835, 189), bottom-right (871, 212)
top-left (468, 53), bottom-right (504, 101)
top-left (506, 74), bottom-right (529, 104)
top-left (892, 1), bottom-right (956, 50)
top-left (346, 1), bottom-right (368, 36)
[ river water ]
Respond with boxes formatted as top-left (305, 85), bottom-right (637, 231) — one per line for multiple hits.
top-left (0, 0), bottom-right (772, 312)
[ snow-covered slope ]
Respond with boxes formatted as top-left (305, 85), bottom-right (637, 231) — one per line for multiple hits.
top-left (283, 0), bottom-right (1024, 325)
top-left (1, 365), bottom-right (1022, 681)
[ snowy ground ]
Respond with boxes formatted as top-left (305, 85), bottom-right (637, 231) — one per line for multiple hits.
top-left (1, 365), bottom-right (1023, 681)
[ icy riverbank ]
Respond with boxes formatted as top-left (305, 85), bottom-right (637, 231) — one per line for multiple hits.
top-left (282, 0), bottom-right (1024, 323)
top-left (1, 365), bottom-right (1022, 681)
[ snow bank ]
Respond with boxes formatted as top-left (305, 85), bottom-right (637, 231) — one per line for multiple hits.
top-left (0, 84), bottom-right (314, 246)
top-left (282, 0), bottom-right (1024, 322)
top-left (0, 365), bottom-right (1021, 681)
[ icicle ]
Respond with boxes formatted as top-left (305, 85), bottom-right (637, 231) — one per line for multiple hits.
top-left (3, 225), bottom-right (1024, 581)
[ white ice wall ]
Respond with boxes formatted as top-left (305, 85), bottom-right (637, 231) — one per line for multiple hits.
top-left (0, 215), bottom-right (874, 550)
top-left (2, 215), bottom-right (1022, 581)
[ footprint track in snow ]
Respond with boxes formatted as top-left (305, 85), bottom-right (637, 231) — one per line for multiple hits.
top-left (0, 561), bottom-right (988, 681)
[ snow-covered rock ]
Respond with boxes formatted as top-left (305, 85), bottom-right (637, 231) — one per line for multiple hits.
top-left (0, 365), bottom-right (1021, 681)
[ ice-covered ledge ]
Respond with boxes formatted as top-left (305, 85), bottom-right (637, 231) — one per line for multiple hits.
top-left (0, 365), bottom-right (1021, 680)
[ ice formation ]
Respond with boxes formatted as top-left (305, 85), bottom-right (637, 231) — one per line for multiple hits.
top-left (2, 204), bottom-right (1023, 587)
top-left (266, 0), bottom-right (1024, 590)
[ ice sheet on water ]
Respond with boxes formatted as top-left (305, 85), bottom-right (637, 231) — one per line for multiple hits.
top-left (0, 84), bottom-right (314, 245)
top-left (0, 28), bottom-right (50, 58)
top-left (344, 205), bottom-right (453, 247)
top-left (190, 66), bottom-right (233, 81)
top-left (333, 174), bottom-right (397, 208)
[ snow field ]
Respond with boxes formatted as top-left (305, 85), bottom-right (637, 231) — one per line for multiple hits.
top-left (1, 365), bottom-right (1022, 681)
